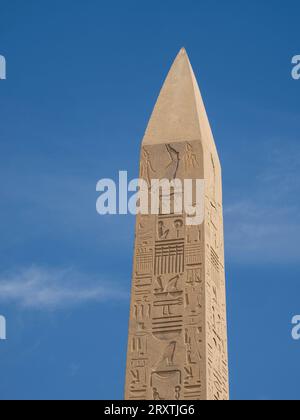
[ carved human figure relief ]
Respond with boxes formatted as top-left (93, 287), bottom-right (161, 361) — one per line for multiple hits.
top-left (183, 143), bottom-right (199, 170)
top-left (141, 147), bottom-right (156, 185)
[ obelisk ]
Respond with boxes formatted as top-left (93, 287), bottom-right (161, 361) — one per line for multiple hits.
top-left (125, 49), bottom-right (229, 400)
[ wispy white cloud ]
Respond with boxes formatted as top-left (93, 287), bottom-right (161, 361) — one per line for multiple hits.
top-left (224, 140), bottom-right (300, 264)
top-left (0, 266), bottom-right (128, 310)
top-left (225, 200), bottom-right (300, 264)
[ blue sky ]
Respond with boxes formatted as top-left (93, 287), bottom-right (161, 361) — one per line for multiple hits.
top-left (0, 0), bottom-right (300, 400)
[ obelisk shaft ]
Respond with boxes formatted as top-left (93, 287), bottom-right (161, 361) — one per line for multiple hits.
top-left (125, 49), bottom-right (229, 401)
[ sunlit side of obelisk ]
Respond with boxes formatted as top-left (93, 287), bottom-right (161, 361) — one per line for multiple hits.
top-left (125, 49), bottom-right (229, 400)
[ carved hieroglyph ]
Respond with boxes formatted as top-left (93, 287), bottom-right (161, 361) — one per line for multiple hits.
top-left (125, 49), bottom-right (229, 401)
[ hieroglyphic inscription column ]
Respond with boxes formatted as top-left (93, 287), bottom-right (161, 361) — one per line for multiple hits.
top-left (125, 49), bottom-right (229, 401)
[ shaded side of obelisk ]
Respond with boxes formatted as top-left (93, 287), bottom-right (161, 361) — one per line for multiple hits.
top-left (125, 49), bottom-right (229, 400)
